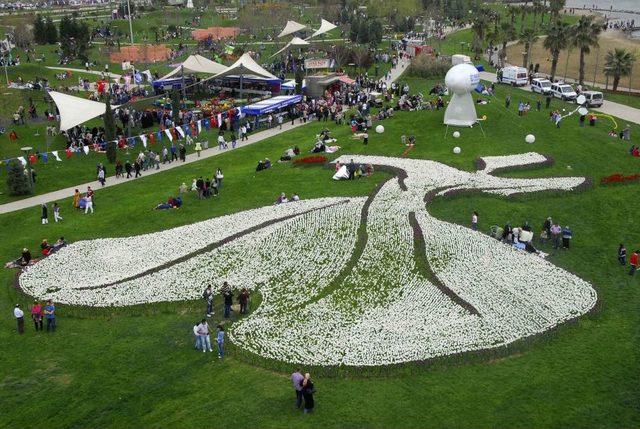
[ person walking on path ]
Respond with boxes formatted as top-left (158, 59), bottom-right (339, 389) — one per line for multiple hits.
top-left (125, 161), bottom-right (132, 178)
top-left (629, 250), bottom-right (639, 276)
top-left (41, 203), bottom-right (48, 225)
top-left (98, 167), bottom-right (106, 186)
top-left (194, 141), bottom-right (202, 158)
top-left (179, 144), bottom-right (187, 162)
top-left (197, 319), bottom-right (213, 353)
top-left (291, 369), bottom-right (304, 409)
top-left (31, 301), bottom-right (43, 331)
top-left (471, 211), bottom-right (478, 231)
top-left (216, 325), bottom-right (225, 359)
top-left (14, 304), bottom-right (24, 334)
top-left (44, 299), bottom-right (56, 332)
top-left (53, 202), bottom-right (62, 222)
top-left (134, 160), bottom-right (142, 178)
top-left (618, 244), bottom-right (627, 265)
top-left (302, 373), bottom-right (315, 414)
top-left (73, 189), bottom-right (81, 209)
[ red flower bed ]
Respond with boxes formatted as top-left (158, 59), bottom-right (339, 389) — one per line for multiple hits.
top-left (293, 156), bottom-right (327, 165)
top-left (600, 173), bottom-right (640, 185)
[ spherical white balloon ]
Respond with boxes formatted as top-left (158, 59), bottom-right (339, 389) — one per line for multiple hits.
top-left (453, 146), bottom-right (461, 154)
top-left (525, 134), bottom-right (535, 144)
top-left (375, 125), bottom-right (384, 134)
top-left (444, 63), bottom-right (480, 95)
top-left (453, 131), bottom-right (461, 138)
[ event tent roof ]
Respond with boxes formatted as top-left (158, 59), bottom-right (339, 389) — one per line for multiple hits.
top-left (210, 53), bottom-right (278, 81)
top-left (278, 20), bottom-right (306, 38)
top-left (270, 36), bottom-right (310, 58)
top-left (49, 91), bottom-right (119, 131)
top-left (310, 19), bottom-right (337, 38)
top-left (160, 54), bottom-right (227, 80)
top-left (242, 95), bottom-right (302, 115)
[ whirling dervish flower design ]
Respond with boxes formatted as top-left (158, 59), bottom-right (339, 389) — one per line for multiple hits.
top-left (20, 153), bottom-right (597, 366)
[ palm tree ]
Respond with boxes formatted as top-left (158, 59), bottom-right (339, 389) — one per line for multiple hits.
top-left (571, 15), bottom-right (602, 85)
top-left (604, 48), bottom-right (637, 91)
top-left (543, 20), bottom-right (569, 81)
top-left (549, 0), bottom-right (565, 23)
top-left (519, 27), bottom-right (539, 69)
top-left (471, 7), bottom-right (491, 60)
top-left (499, 21), bottom-right (517, 67)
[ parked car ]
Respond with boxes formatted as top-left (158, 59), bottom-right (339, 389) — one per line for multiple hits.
top-left (531, 78), bottom-right (552, 94)
top-left (550, 83), bottom-right (578, 101)
top-left (579, 90), bottom-right (604, 107)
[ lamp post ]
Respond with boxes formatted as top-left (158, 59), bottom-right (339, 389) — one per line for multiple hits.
top-left (21, 146), bottom-right (33, 189)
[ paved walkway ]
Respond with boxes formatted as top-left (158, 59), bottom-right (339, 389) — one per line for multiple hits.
top-left (0, 56), bottom-right (410, 215)
top-left (478, 71), bottom-right (640, 124)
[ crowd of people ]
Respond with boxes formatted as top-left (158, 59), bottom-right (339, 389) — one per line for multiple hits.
top-left (486, 215), bottom-right (573, 257)
top-left (13, 299), bottom-right (57, 335)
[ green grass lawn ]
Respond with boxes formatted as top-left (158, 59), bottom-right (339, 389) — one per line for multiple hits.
top-left (0, 70), bottom-right (639, 427)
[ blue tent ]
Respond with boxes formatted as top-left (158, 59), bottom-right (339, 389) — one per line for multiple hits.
top-left (242, 95), bottom-right (302, 116)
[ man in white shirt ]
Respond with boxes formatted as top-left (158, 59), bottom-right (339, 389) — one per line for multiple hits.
top-left (14, 304), bottom-right (24, 334)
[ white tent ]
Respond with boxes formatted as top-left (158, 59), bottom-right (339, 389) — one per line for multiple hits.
top-left (211, 53), bottom-right (278, 80)
top-left (49, 91), bottom-right (120, 131)
top-left (160, 54), bottom-right (227, 80)
top-left (278, 20), bottom-right (307, 38)
top-left (310, 19), bottom-right (337, 38)
top-left (270, 36), bottom-right (310, 58)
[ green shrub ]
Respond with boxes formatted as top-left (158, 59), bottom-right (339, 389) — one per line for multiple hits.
top-left (6, 159), bottom-right (32, 196)
top-left (408, 54), bottom-right (449, 79)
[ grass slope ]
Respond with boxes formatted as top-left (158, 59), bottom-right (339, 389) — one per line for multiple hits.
top-left (0, 76), bottom-right (639, 428)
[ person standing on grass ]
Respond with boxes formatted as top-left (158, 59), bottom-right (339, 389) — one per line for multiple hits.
top-left (216, 325), bottom-right (225, 359)
top-left (84, 194), bottom-right (94, 214)
top-left (41, 203), bottom-right (48, 225)
top-left (215, 168), bottom-right (224, 189)
top-left (53, 203), bottom-right (62, 223)
top-left (14, 304), bottom-right (24, 334)
top-left (363, 128), bottom-right (369, 145)
top-left (536, 99), bottom-right (541, 111)
top-left (193, 321), bottom-right (201, 350)
top-left (618, 244), bottom-right (627, 265)
top-left (561, 225), bottom-right (572, 249)
top-left (471, 211), bottom-right (478, 231)
top-left (203, 285), bottom-right (214, 317)
top-left (505, 94), bottom-right (511, 109)
top-left (44, 299), bottom-right (56, 332)
top-left (291, 369), bottom-right (304, 409)
top-left (221, 282), bottom-right (233, 318)
top-left (302, 373), bottom-right (315, 414)
top-left (239, 288), bottom-right (249, 314)
top-left (629, 250), bottom-right (639, 276)
top-left (31, 301), bottom-right (43, 331)
top-left (197, 319), bottom-right (213, 353)
top-left (73, 189), bottom-right (81, 209)
top-left (551, 223), bottom-right (562, 250)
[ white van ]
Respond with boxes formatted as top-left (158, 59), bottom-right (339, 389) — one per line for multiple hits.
top-left (498, 66), bottom-right (528, 86)
top-left (550, 83), bottom-right (577, 101)
top-left (531, 78), bottom-right (552, 94)
top-left (580, 90), bottom-right (604, 107)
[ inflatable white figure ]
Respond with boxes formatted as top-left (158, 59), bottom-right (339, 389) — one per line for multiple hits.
top-left (21, 154), bottom-right (597, 366)
top-left (444, 63), bottom-right (480, 127)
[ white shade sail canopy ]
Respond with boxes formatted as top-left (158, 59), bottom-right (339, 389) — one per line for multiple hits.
top-left (160, 54), bottom-right (227, 80)
top-left (211, 53), bottom-right (278, 80)
top-left (270, 36), bottom-right (310, 58)
top-left (310, 19), bottom-right (337, 38)
top-left (49, 91), bottom-right (119, 131)
top-left (278, 20), bottom-right (307, 38)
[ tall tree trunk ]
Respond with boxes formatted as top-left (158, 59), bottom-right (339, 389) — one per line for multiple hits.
top-left (550, 50), bottom-right (559, 81)
top-left (579, 48), bottom-right (586, 85)
top-left (523, 42), bottom-right (530, 68)
top-left (613, 75), bottom-right (620, 91)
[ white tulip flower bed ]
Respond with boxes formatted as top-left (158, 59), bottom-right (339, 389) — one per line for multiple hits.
top-left (20, 153), bottom-right (597, 366)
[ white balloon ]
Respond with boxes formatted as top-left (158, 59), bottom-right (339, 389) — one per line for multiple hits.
top-left (578, 107), bottom-right (589, 116)
top-left (375, 125), bottom-right (385, 134)
top-left (525, 134), bottom-right (535, 144)
top-left (453, 131), bottom-right (461, 138)
top-left (576, 94), bottom-right (586, 105)
top-left (453, 146), bottom-right (461, 154)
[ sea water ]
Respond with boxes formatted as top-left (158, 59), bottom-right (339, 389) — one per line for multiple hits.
top-left (564, 0), bottom-right (640, 38)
